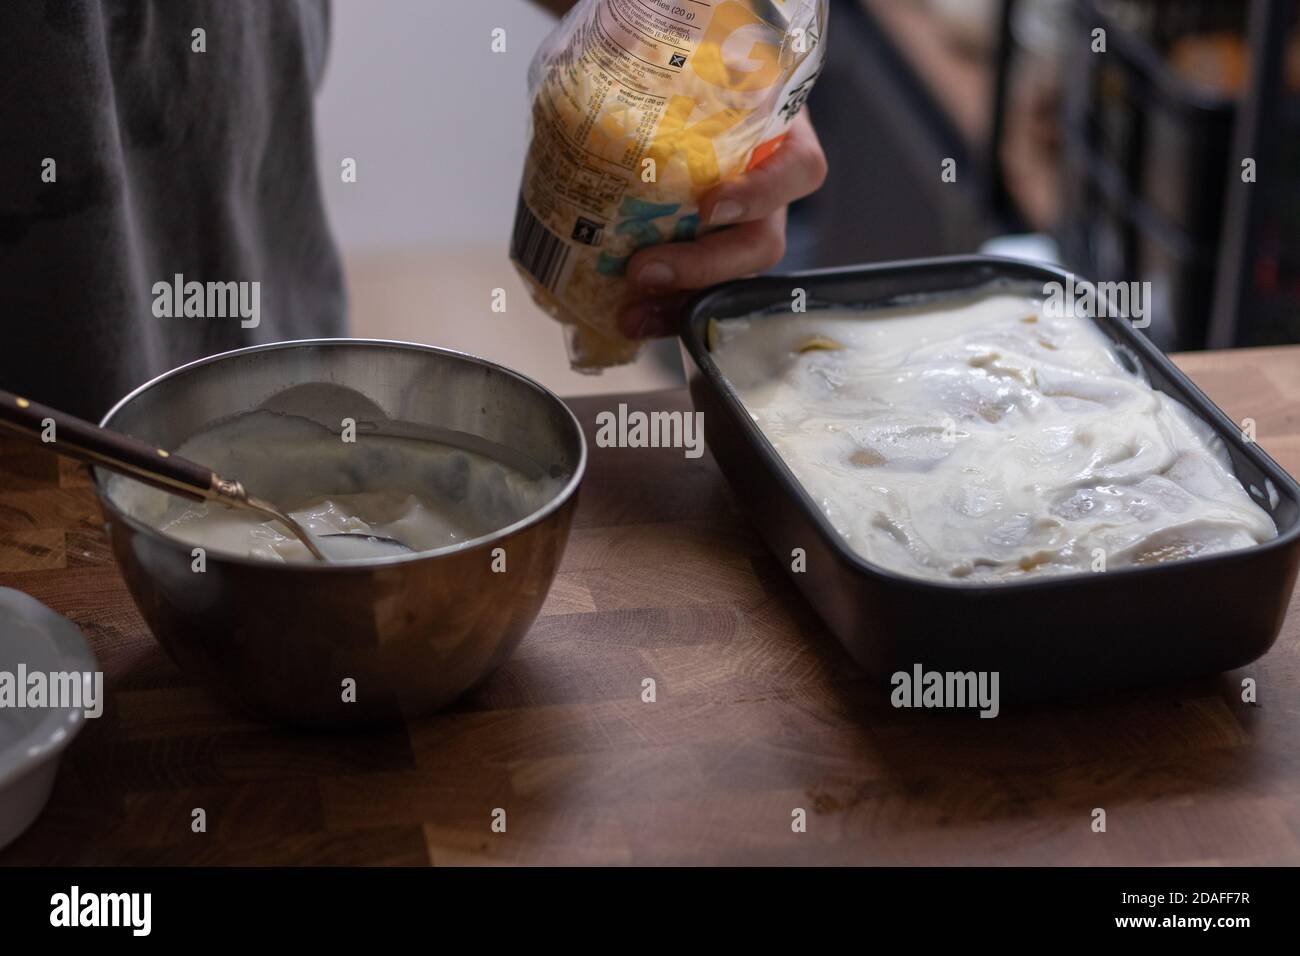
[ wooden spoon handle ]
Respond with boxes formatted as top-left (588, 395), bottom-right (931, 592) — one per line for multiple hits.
top-left (0, 388), bottom-right (215, 500)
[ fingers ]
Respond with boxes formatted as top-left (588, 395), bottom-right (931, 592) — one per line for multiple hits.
top-left (627, 207), bottom-right (788, 295)
top-left (618, 111), bottom-right (828, 340)
top-left (698, 111), bottom-right (828, 227)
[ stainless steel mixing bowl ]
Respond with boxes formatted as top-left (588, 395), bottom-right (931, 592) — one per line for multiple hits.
top-left (94, 340), bottom-right (586, 728)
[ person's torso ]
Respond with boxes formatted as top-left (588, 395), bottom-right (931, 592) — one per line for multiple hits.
top-left (0, 0), bottom-right (345, 418)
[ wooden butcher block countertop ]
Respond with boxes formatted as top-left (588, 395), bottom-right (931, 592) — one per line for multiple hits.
top-left (1, 346), bottom-right (1299, 866)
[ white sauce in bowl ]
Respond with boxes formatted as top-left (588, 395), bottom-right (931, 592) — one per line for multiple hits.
top-left (158, 491), bottom-right (484, 562)
top-left (710, 293), bottom-right (1277, 583)
top-left (108, 410), bottom-right (563, 563)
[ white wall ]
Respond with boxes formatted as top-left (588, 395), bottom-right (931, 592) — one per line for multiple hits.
top-left (315, 0), bottom-right (558, 253)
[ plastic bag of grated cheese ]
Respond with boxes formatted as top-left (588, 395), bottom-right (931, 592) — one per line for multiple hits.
top-left (511, 0), bottom-right (829, 371)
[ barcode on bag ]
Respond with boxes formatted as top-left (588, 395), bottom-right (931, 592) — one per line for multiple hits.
top-left (511, 199), bottom-right (571, 293)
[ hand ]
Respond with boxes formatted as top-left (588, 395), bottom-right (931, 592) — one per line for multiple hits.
top-left (618, 110), bottom-right (828, 340)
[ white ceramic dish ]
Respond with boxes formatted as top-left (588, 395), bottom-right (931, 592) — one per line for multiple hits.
top-left (0, 587), bottom-right (95, 850)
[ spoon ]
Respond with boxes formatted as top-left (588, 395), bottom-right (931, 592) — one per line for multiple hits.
top-left (0, 389), bottom-right (410, 562)
top-left (314, 533), bottom-right (412, 559)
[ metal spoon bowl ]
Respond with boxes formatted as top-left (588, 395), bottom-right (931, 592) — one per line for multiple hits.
top-left (316, 532), bottom-right (413, 559)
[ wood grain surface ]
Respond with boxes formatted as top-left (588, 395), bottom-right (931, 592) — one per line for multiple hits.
top-left (1, 346), bottom-right (1298, 866)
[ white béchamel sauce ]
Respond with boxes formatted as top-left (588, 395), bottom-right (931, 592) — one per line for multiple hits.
top-left (710, 293), bottom-right (1277, 583)
top-left (158, 491), bottom-right (485, 562)
top-left (109, 410), bottom-right (561, 563)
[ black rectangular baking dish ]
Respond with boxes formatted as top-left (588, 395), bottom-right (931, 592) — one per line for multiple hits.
top-left (680, 256), bottom-right (1300, 699)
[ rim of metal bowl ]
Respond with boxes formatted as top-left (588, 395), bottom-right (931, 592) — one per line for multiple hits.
top-left (93, 338), bottom-right (589, 571)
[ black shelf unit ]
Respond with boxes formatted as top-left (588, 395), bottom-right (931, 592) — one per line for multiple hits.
top-left (805, 0), bottom-right (1299, 351)
top-left (1043, 0), bottom-right (1300, 349)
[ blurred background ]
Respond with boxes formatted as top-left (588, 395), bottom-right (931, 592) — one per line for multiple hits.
top-left (316, 0), bottom-right (1300, 395)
